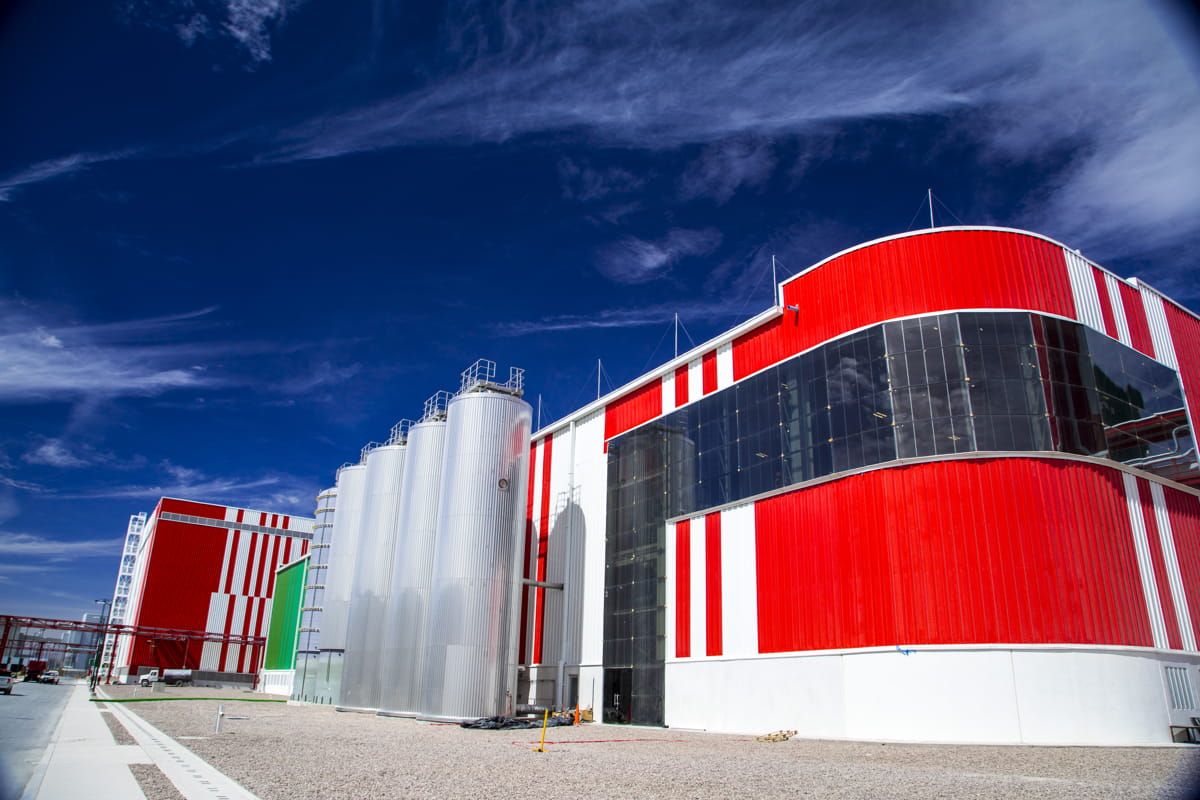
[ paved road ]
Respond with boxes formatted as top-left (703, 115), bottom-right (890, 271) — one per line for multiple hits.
top-left (0, 679), bottom-right (74, 799)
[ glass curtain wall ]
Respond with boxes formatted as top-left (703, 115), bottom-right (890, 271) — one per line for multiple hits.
top-left (602, 310), bottom-right (1194, 725)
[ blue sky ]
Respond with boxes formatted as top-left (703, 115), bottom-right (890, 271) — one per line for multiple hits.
top-left (2, 0), bottom-right (1198, 620)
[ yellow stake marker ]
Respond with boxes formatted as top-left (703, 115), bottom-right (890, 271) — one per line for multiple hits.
top-left (533, 709), bottom-right (549, 753)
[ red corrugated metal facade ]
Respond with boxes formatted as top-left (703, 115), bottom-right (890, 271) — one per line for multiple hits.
top-left (118, 498), bottom-right (311, 676)
top-left (733, 230), bottom-right (1077, 381)
top-left (754, 459), bottom-right (1152, 652)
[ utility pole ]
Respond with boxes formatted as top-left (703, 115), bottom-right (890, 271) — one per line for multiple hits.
top-left (928, 188), bottom-right (935, 229)
top-left (90, 598), bottom-right (111, 693)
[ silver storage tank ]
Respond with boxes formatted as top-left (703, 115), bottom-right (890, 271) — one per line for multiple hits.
top-left (420, 362), bottom-right (532, 721)
top-left (338, 431), bottom-right (409, 712)
top-left (317, 460), bottom-right (368, 703)
top-left (378, 393), bottom-right (450, 717)
top-left (294, 486), bottom-right (336, 703)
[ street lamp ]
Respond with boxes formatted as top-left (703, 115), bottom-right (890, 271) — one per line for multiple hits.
top-left (90, 598), bottom-right (111, 694)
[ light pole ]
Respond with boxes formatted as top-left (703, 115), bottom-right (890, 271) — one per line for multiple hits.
top-left (90, 598), bottom-right (111, 694)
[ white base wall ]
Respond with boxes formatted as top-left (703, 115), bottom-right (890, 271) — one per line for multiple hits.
top-left (665, 647), bottom-right (1200, 745)
top-left (259, 668), bottom-right (295, 696)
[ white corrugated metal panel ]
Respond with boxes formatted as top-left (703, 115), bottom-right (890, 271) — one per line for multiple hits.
top-left (339, 443), bottom-right (407, 712)
top-left (1150, 482), bottom-right (1197, 651)
top-left (720, 503), bottom-right (758, 657)
top-left (661, 370), bottom-right (675, 415)
top-left (1104, 272), bottom-right (1132, 345)
top-left (1064, 248), bottom-right (1104, 332)
top-left (716, 342), bottom-right (734, 389)
top-left (419, 389), bottom-right (532, 721)
top-left (687, 358), bottom-right (703, 403)
top-left (575, 408), bottom-right (608, 668)
top-left (1122, 473), bottom-right (1169, 650)
top-left (689, 514), bottom-right (707, 658)
top-left (1141, 287), bottom-right (1178, 369)
top-left (379, 419), bottom-right (447, 717)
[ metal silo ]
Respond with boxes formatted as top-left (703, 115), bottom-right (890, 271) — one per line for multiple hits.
top-left (378, 392), bottom-right (450, 718)
top-left (317, 458), bottom-right (368, 703)
top-left (338, 426), bottom-right (411, 713)
top-left (419, 361), bottom-right (532, 722)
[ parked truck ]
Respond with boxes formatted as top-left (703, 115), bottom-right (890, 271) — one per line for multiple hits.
top-left (139, 668), bottom-right (193, 687)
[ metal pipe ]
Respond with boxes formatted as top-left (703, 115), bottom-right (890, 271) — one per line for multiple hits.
top-left (521, 579), bottom-right (564, 590)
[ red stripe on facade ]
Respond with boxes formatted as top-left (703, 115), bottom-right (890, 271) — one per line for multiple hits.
top-left (159, 497), bottom-right (227, 520)
top-left (705, 511), bottom-right (723, 657)
top-left (242, 533), bottom-right (260, 596)
top-left (283, 537), bottom-right (292, 566)
top-left (1119, 283), bottom-right (1154, 358)
top-left (1165, 302), bottom-right (1200, 442)
top-left (533, 436), bottom-right (554, 664)
top-left (701, 351), bottom-right (718, 395)
top-left (753, 458), bottom-right (1154, 653)
top-left (1138, 480), bottom-right (1183, 650)
top-left (735, 230), bottom-right (1078, 381)
top-left (271, 514), bottom-right (279, 528)
top-left (518, 443), bottom-right (537, 665)
top-left (265, 535), bottom-right (282, 598)
top-left (1166, 490), bottom-right (1200, 643)
top-left (224, 529), bottom-right (241, 594)
top-left (282, 515), bottom-right (290, 530)
top-left (675, 520), bottom-right (691, 658)
top-left (674, 364), bottom-right (689, 407)
top-left (218, 597), bottom-right (236, 671)
top-left (603, 380), bottom-right (662, 443)
top-left (1091, 267), bottom-right (1119, 339)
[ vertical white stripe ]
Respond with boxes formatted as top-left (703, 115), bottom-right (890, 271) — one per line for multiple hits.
top-left (1141, 288), bottom-right (1178, 369)
top-left (1104, 273), bottom-right (1132, 346)
top-left (720, 503), bottom-right (759, 657)
top-left (216, 532), bottom-right (233, 596)
top-left (665, 520), bottom-right (676, 661)
top-left (1123, 473), bottom-right (1169, 649)
top-left (1151, 483), bottom-right (1196, 651)
top-left (230, 528), bottom-right (251, 595)
top-left (687, 358), bottom-right (703, 403)
top-left (224, 505), bottom-right (239, 523)
top-left (689, 515), bottom-right (706, 658)
top-left (662, 371), bottom-right (676, 414)
top-left (200, 642), bottom-right (220, 670)
top-left (1064, 248), bottom-right (1105, 332)
top-left (716, 342), bottom-right (734, 390)
top-left (227, 595), bottom-right (247, 671)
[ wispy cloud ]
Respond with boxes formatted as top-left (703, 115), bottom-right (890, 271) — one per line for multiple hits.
top-left (0, 300), bottom-right (224, 403)
top-left (5, 532), bottom-right (124, 557)
top-left (679, 138), bottom-right (776, 204)
top-left (0, 151), bottom-right (134, 202)
top-left (261, 0), bottom-right (1199, 260)
top-left (595, 227), bottom-right (722, 284)
top-left (123, 0), bottom-right (297, 64)
top-left (22, 439), bottom-right (94, 468)
top-left (558, 158), bottom-right (646, 201)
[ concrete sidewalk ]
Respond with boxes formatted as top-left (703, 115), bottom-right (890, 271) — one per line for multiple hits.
top-left (21, 682), bottom-right (149, 800)
top-left (22, 683), bottom-right (261, 800)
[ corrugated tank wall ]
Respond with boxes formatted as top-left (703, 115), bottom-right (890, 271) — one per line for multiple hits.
top-left (320, 464), bottom-right (367, 652)
top-left (378, 417), bottom-right (447, 716)
top-left (339, 442), bottom-right (407, 712)
top-left (419, 389), bottom-right (532, 721)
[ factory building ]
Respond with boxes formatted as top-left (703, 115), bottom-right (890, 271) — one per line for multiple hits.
top-left (311, 227), bottom-right (1200, 745)
top-left (109, 497), bottom-right (314, 682)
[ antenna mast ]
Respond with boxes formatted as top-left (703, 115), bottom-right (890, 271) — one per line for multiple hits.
top-left (674, 313), bottom-right (679, 358)
top-left (928, 188), bottom-right (935, 229)
top-left (596, 358), bottom-right (601, 400)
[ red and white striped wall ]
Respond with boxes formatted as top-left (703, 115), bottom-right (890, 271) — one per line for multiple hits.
top-left (116, 498), bottom-right (312, 678)
top-left (665, 457), bottom-right (1200, 660)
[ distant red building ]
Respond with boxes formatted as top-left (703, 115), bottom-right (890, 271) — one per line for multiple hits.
top-left (111, 497), bottom-right (313, 681)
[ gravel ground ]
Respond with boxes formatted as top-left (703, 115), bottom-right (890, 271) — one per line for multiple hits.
top-left (117, 692), bottom-right (1200, 800)
top-left (129, 763), bottom-right (187, 800)
top-left (97, 708), bottom-right (136, 745)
